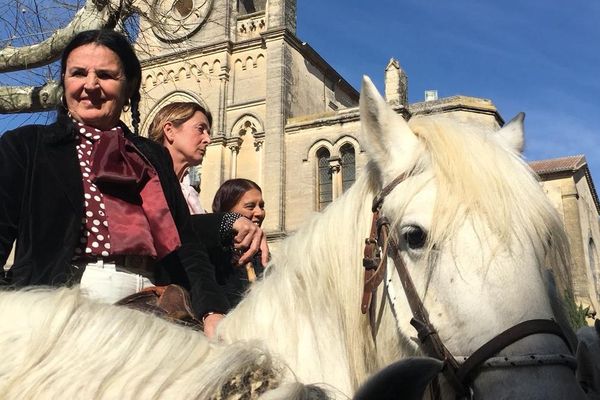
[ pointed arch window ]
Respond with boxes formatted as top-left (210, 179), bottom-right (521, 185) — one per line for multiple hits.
top-left (340, 144), bottom-right (356, 193)
top-left (317, 148), bottom-right (332, 211)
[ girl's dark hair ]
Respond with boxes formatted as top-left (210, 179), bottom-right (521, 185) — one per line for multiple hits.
top-left (59, 29), bottom-right (142, 134)
top-left (212, 179), bottom-right (262, 213)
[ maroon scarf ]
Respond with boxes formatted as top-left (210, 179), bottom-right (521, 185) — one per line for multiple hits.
top-left (88, 126), bottom-right (181, 259)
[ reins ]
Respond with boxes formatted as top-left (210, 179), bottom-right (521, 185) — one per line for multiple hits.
top-left (361, 172), bottom-right (576, 399)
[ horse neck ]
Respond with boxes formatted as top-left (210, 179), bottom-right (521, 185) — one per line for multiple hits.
top-left (219, 173), bottom-right (390, 394)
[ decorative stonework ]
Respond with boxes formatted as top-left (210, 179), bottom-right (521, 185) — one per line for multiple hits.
top-left (328, 157), bottom-right (341, 174)
top-left (233, 54), bottom-right (264, 71)
top-left (253, 131), bottom-right (265, 151)
top-left (227, 137), bottom-right (243, 153)
top-left (141, 58), bottom-right (225, 89)
top-left (237, 13), bottom-right (267, 40)
top-left (232, 116), bottom-right (265, 151)
top-left (238, 119), bottom-right (258, 136)
top-left (151, 0), bottom-right (214, 43)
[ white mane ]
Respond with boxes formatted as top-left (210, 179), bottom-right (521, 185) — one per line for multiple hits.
top-left (220, 168), bottom-right (404, 393)
top-left (406, 114), bottom-right (570, 286)
top-left (0, 287), bottom-right (317, 399)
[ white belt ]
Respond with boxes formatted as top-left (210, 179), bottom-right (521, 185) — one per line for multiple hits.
top-left (75, 259), bottom-right (153, 304)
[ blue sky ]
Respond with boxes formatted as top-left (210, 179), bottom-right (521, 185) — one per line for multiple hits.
top-left (297, 0), bottom-right (600, 181)
top-left (1, 1), bottom-right (598, 179)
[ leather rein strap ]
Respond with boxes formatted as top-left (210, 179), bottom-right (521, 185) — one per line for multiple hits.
top-left (361, 172), bottom-right (575, 397)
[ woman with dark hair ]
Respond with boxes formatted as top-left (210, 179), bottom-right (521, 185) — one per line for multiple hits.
top-left (0, 29), bottom-right (232, 338)
top-left (211, 178), bottom-right (266, 306)
top-left (212, 178), bottom-right (265, 227)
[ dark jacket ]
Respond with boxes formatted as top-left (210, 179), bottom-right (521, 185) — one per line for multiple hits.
top-left (192, 215), bottom-right (265, 307)
top-left (0, 116), bottom-right (231, 318)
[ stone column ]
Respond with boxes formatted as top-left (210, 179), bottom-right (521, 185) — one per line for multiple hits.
top-left (227, 137), bottom-right (242, 179)
top-left (262, 30), bottom-right (290, 233)
top-left (217, 67), bottom-right (230, 136)
top-left (254, 132), bottom-right (265, 186)
top-left (329, 157), bottom-right (342, 200)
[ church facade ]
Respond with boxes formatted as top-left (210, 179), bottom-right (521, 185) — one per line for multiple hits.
top-left (133, 0), bottom-right (600, 321)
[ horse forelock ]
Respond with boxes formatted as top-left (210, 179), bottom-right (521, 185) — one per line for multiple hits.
top-left (405, 115), bottom-right (569, 278)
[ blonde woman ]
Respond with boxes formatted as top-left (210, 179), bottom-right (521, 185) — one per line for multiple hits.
top-left (148, 103), bottom-right (269, 329)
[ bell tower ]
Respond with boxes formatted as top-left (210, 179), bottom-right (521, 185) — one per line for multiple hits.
top-left (136, 0), bottom-right (299, 235)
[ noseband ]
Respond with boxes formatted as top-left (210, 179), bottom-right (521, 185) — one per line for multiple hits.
top-left (361, 173), bottom-right (576, 399)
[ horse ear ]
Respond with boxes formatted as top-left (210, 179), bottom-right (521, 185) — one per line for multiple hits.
top-left (493, 112), bottom-right (525, 154)
top-left (360, 76), bottom-right (419, 179)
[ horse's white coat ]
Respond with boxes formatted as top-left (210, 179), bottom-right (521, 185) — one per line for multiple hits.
top-left (220, 77), bottom-right (584, 398)
top-left (0, 287), bottom-right (312, 399)
top-left (0, 76), bottom-right (587, 399)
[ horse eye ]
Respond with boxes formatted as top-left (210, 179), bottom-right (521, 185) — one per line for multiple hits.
top-left (403, 226), bottom-right (427, 250)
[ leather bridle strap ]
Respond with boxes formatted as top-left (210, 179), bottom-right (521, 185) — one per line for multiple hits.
top-left (456, 318), bottom-right (573, 383)
top-left (362, 171), bottom-right (577, 398)
top-left (361, 172), bottom-right (409, 315)
top-left (386, 231), bottom-right (466, 395)
top-left (371, 173), bottom-right (409, 213)
top-left (361, 211), bottom-right (388, 315)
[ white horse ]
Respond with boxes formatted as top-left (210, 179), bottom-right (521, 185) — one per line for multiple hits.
top-left (218, 77), bottom-right (586, 398)
top-left (0, 285), bottom-right (342, 399)
top-left (0, 77), bottom-right (587, 399)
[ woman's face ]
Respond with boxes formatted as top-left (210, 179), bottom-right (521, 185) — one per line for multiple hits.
top-left (63, 44), bottom-right (129, 130)
top-left (165, 111), bottom-right (212, 168)
top-left (231, 188), bottom-right (266, 226)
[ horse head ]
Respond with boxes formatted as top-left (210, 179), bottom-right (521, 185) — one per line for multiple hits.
top-left (359, 76), bottom-right (586, 399)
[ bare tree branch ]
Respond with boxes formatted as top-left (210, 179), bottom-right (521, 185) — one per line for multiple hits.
top-left (0, 0), bottom-right (213, 115)
top-left (0, 0), bottom-right (123, 73)
top-left (0, 80), bottom-right (60, 113)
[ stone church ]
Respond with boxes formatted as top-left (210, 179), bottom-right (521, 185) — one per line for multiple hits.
top-left (132, 0), bottom-right (600, 321)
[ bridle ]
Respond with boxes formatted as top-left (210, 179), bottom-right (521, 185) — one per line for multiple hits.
top-left (361, 172), bottom-right (577, 399)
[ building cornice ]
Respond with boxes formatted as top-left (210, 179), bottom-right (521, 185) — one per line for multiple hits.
top-left (410, 95), bottom-right (503, 125)
top-left (228, 98), bottom-right (266, 112)
top-left (286, 108), bottom-right (360, 132)
top-left (140, 41), bottom-right (233, 68)
top-left (286, 103), bottom-right (409, 133)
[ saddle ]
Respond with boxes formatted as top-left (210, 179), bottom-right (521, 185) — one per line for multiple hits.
top-left (115, 285), bottom-right (203, 330)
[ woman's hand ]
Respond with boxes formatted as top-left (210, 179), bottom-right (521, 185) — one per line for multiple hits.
top-left (203, 312), bottom-right (225, 339)
top-left (231, 216), bottom-right (269, 267)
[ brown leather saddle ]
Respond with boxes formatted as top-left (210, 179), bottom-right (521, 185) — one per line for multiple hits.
top-left (115, 285), bottom-right (203, 330)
